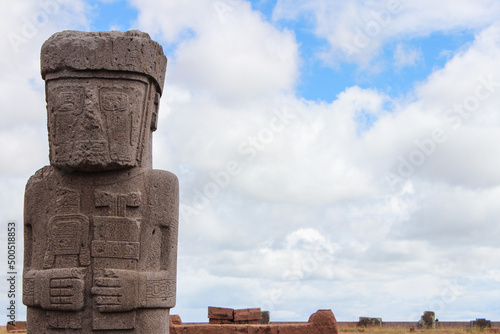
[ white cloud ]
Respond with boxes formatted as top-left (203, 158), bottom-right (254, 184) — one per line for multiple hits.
top-left (134, 0), bottom-right (299, 104)
top-left (394, 43), bottom-right (422, 68)
top-left (3, 0), bottom-right (500, 324)
top-left (0, 0), bottom-right (92, 322)
top-left (273, 0), bottom-right (500, 66)
top-left (164, 18), bottom-right (500, 320)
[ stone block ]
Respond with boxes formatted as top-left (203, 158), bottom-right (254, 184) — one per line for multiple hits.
top-left (209, 319), bottom-right (234, 324)
top-left (358, 317), bottom-right (382, 327)
top-left (208, 306), bottom-right (234, 321)
top-left (234, 308), bottom-right (262, 322)
top-left (472, 318), bottom-right (492, 328)
top-left (260, 311), bottom-right (270, 324)
top-left (170, 315), bottom-right (183, 325)
top-left (418, 311), bottom-right (436, 329)
top-left (170, 309), bottom-right (339, 334)
top-left (6, 321), bottom-right (27, 333)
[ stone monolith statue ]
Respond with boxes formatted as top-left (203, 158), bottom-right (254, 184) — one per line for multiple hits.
top-left (23, 30), bottom-right (178, 333)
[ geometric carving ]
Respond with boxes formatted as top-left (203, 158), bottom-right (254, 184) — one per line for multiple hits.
top-left (22, 277), bottom-right (35, 306)
top-left (95, 191), bottom-right (141, 217)
top-left (93, 217), bottom-right (139, 242)
top-left (48, 311), bottom-right (82, 329)
top-left (55, 188), bottom-right (80, 214)
top-left (100, 88), bottom-right (132, 163)
top-left (25, 30), bottom-right (176, 334)
top-left (101, 91), bottom-right (128, 112)
top-left (92, 241), bottom-right (140, 259)
top-left (43, 214), bottom-right (90, 269)
top-left (47, 80), bottom-right (149, 172)
top-left (146, 279), bottom-right (176, 299)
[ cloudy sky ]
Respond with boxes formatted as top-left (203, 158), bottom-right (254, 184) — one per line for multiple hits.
top-left (2, 0), bottom-right (500, 323)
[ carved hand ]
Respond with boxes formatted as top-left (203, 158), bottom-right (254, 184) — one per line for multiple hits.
top-left (91, 269), bottom-right (138, 312)
top-left (23, 268), bottom-right (86, 311)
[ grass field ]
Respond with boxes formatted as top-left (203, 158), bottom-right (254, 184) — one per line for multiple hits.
top-left (339, 329), bottom-right (492, 334)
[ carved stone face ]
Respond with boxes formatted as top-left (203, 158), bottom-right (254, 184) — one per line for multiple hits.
top-left (46, 72), bottom-right (156, 171)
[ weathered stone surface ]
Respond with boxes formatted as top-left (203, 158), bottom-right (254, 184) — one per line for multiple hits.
top-left (41, 30), bottom-right (167, 95)
top-left (234, 308), bottom-right (262, 323)
top-left (358, 317), bottom-right (382, 327)
top-left (41, 31), bottom-right (167, 172)
top-left (472, 318), bottom-right (492, 328)
top-left (208, 306), bottom-right (235, 321)
top-left (23, 30), bottom-right (177, 334)
top-left (418, 311), bottom-right (436, 329)
top-left (6, 321), bottom-right (27, 333)
top-left (170, 314), bottom-right (183, 326)
top-left (171, 309), bottom-right (339, 334)
top-left (260, 311), bottom-right (270, 324)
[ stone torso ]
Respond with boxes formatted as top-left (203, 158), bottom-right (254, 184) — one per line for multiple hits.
top-left (23, 166), bottom-right (178, 333)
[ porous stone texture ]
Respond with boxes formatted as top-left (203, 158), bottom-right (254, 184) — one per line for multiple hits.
top-left (208, 307), bottom-right (235, 324)
top-left (208, 307), bottom-right (269, 325)
top-left (23, 30), bottom-right (177, 334)
top-left (234, 308), bottom-right (262, 324)
top-left (171, 310), bottom-right (339, 334)
top-left (260, 311), bottom-right (270, 324)
top-left (41, 30), bottom-right (167, 95)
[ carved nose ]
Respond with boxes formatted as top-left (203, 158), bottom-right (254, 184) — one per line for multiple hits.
top-left (81, 91), bottom-right (103, 131)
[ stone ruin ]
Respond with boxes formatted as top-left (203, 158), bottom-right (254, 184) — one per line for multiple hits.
top-left (170, 309), bottom-right (338, 334)
top-left (472, 318), bottom-right (492, 328)
top-left (358, 316), bottom-right (382, 327)
top-left (22, 30), bottom-right (178, 333)
top-left (418, 311), bottom-right (436, 329)
top-left (208, 307), bottom-right (270, 324)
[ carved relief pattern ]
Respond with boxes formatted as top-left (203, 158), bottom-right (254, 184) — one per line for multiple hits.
top-left (95, 190), bottom-right (141, 217)
top-left (50, 88), bottom-right (84, 165)
top-left (92, 190), bottom-right (142, 330)
top-left (43, 189), bottom-right (90, 269)
top-left (146, 279), bottom-right (176, 299)
top-left (47, 81), bottom-right (147, 171)
top-left (48, 311), bottom-right (82, 329)
top-left (100, 89), bottom-right (132, 163)
top-left (26, 31), bottom-right (175, 334)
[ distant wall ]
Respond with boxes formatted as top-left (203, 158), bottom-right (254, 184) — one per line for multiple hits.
top-left (336, 321), bottom-right (500, 329)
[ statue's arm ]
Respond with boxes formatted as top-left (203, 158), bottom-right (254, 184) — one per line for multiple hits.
top-left (22, 167), bottom-right (86, 312)
top-left (22, 168), bottom-right (44, 307)
top-left (141, 170), bottom-right (179, 309)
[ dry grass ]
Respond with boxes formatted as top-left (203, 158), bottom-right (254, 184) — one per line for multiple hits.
top-left (340, 329), bottom-right (488, 334)
top-left (0, 327), bottom-right (23, 334)
top-left (0, 326), bottom-right (490, 334)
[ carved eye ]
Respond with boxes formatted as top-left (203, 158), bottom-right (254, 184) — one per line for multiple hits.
top-left (56, 91), bottom-right (83, 114)
top-left (101, 92), bottom-right (128, 111)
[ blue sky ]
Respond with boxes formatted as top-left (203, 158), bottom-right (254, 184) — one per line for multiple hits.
top-left (88, 0), bottom-right (477, 103)
top-left (2, 0), bottom-right (500, 325)
top-left (86, 0), bottom-right (477, 103)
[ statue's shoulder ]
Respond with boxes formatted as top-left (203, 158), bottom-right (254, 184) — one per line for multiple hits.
top-left (143, 169), bottom-right (179, 219)
top-left (144, 169), bottom-right (179, 189)
top-left (25, 165), bottom-right (56, 191)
